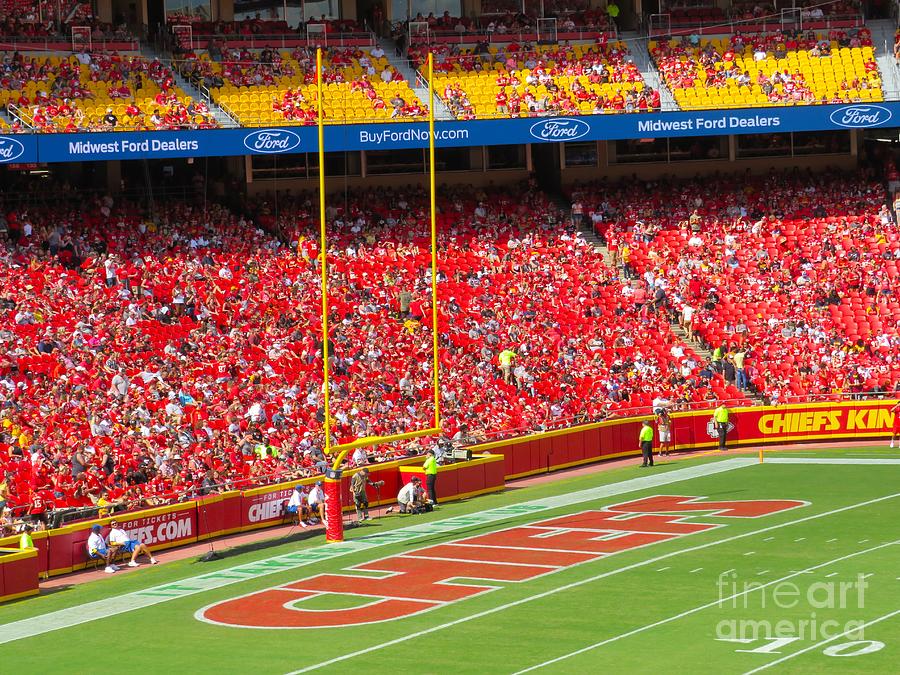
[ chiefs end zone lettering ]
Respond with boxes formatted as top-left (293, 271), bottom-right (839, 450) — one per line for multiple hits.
top-left (197, 495), bottom-right (805, 629)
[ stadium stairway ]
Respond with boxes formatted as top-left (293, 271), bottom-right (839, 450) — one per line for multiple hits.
top-left (627, 33), bottom-right (678, 112)
top-left (141, 43), bottom-right (240, 129)
top-left (870, 19), bottom-right (900, 97)
top-left (575, 221), bottom-right (617, 269)
top-left (0, 107), bottom-right (18, 129)
top-left (378, 37), bottom-right (454, 120)
top-left (170, 68), bottom-right (241, 128)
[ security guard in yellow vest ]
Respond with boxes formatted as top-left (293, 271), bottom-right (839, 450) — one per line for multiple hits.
top-left (639, 420), bottom-right (654, 467)
top-left (423, 449), bottom-right (439, 505)
top-left (19, 524), bottom-right (34, 549)
top-left (713, 402), bottom-right (730, 451)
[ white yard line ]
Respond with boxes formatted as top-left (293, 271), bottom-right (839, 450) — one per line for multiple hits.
top-left (513, 539), bottom-right (899, 675)
top-left (286, 490), bottom-right (900, 674)
top-left (0, 458), bottom-right (753, 646)
top-left (764, 458), bottom-right (900, 465)
top-left (742, 608), bottom-right (900, 674)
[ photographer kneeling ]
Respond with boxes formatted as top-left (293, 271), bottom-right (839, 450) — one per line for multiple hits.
top-left (388, 476), bottom-right (431, 515)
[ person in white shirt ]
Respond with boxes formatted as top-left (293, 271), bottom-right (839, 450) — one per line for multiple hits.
top-left (351, 446), bottom-right (368, 466)
top-left (108, 519), bottom-right (158, 566)
top-left (388, 477), bottom-right (425, 514)
top-left (286, 486), bottom-right (310, 528)
top-left (307, 481), bottom-right (326, 523)
top-left (87, 524), bottom-right (119, 573)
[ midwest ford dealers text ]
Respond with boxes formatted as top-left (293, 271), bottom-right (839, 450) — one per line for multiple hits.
top-left (637, 114), bottom-right (782, 133)
top-left (68, 138), bottom-right (200, 155)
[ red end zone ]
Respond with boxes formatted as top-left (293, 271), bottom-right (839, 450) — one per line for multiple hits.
top-left (196, 495), bottom-right (806, 629)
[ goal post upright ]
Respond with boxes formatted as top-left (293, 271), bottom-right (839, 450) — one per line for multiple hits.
top-left (323, 52), bottom-right (443, 541)
top-left (428, 51), bottom-right (441, 431)
top-left (316, 47), bottom-right (343, 543)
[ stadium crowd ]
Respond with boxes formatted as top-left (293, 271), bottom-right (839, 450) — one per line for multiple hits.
top-left (409, 40), bottom-right (658, 119)
top-left (1, 50), bottom-right (218, 132)
top-left (651, 28), bottom-right (880, 108)
top-left (574, 169), bottom-right (900, 404)
top-left (0, 180), bottom-right (729, 528)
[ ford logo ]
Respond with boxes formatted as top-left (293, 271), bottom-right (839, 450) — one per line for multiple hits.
top-left (243, 129), bottom-right (302, 154)
top-left (529, 117), bottom-right (591, 141)
top-left (0, 136), bottom-right (26, 162)
top-left (829, 105), bottom-right (892, 129)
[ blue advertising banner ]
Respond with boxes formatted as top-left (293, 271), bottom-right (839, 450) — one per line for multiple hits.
top-left (30, 102), bottom-right (898, 164)
top-left (0, 134), bottom-right (39, 164)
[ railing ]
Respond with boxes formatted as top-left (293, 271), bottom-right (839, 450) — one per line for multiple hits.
top-left (0, 35), bottom-right (139, 51)
top-left (470, 390), bottom-right (898, 445)
top-left (646, 12), bottom-right (865, 37)
top-left (179, 31), bottom-right (375, 51)
top-left (0, 466), bottom-right (320, 535)
top-left (5, 103), bottom-right (34, 130)
top-left (3, 87), bottom-right (898, 133)
top-left (409, 26), bottom-right (617, 46)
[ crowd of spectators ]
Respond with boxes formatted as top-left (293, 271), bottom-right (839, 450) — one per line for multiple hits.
top-left (4, 166), bottom-right (898, 532)
top-left (573, 169), bottom-right (900, 404)
top-left (0, 0), bottom-right (100, 36)
top-left (176, 44), bottom-right (425, 125)
top-left (2, 50), bottom-right (218, 131)
top-left (0, 179), bottom-right (728, 529)
top-left (652, 28), bottom-right (879, 108)
top-left (409, 40), bottom-right (657, 119)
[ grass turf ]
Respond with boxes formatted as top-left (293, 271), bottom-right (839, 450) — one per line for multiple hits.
top-left (4, 447), bottom-right (899, 674)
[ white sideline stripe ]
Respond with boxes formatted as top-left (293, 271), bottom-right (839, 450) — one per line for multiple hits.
top-left (513, 539), bottom-right (899, 675)
top-left (764, 458), bottom-right (900, 465)
top-left (285, 491), bottom-right (900, 674)
top-left (742, 608), bottom-right (900, 674)
top-left (0, 458), bottom-right (753, 645)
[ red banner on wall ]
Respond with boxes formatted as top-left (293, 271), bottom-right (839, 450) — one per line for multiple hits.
top-left (473, 400), bottom-right (898, 479)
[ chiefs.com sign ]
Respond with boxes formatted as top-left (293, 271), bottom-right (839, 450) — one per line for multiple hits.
top-left (118, 509), bottom-right (196, 546)
top-left (242, 485), bottom-right (295, 529)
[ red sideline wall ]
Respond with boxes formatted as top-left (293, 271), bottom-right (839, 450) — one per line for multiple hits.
top-left (0, 456), bottom-right (429, 584)
top-left (2, 399), bottom-right (894, 590)
top-left (471, 399), bottom-right (898, 480)
top-left (399, 454), bottom-right (505, 502)
top-left (0, 547), bottom-right (39, 603)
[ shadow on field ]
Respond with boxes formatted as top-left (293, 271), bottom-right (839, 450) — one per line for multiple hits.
top-left (186, 518), bottom-right (392, 562)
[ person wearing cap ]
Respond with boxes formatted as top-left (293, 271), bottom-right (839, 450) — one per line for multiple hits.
top-left (656, 409), bottom-right (673, 457)
top-left (638, 420), bottom-right (655, 467)
top-left (391, 476), bottom-right (427, 514)
top-left (86, 524), bottom-right (119, 574)
top-left (307, 480), bottom-right (326, 524)
top-left (422, 449), bottom-right (439, 506)
top-left (350, 467), bottom-right (383, 522)
top-left (713, 401), bottom-right (730, 451)
top-left (285, 485), bottom-right (310, 528)
top-left (19, 523), bottom-right (34, 550)
top-left (108, 519), bottom-right (158, 567)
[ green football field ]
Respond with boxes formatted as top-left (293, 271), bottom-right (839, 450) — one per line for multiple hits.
top-left (3, 448), bottom-right (900, 674)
